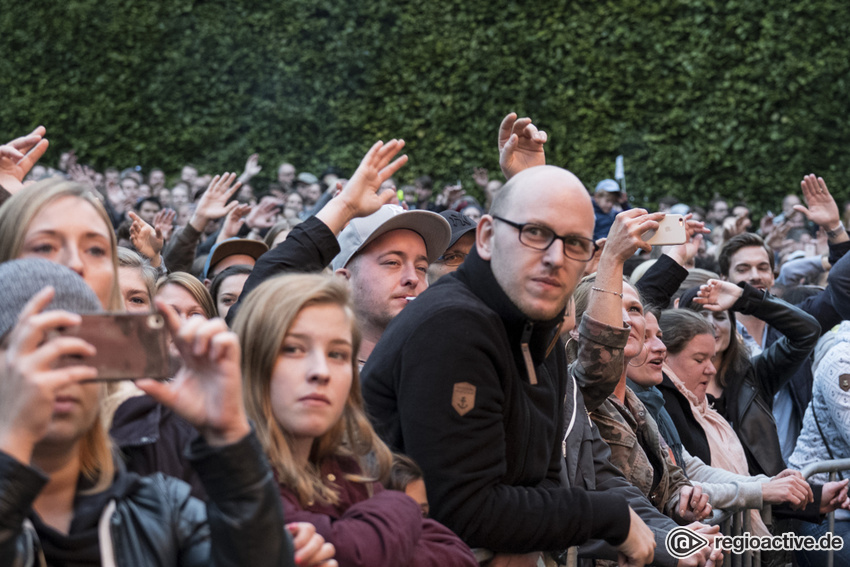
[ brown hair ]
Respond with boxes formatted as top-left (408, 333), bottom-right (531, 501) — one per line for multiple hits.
top-left (233, 273), bottom-right (393, 507)
top-left (658, 309), bottom-right (714, 355)
top-left (718, 232), bottom-right (775, 277)
top-left (156, 271), bottom-right (216, 320)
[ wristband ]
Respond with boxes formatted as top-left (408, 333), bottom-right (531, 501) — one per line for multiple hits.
top-left (826, 221), bottom-right (846, 239)
top-left (591, 287), bottom-right (623, 298)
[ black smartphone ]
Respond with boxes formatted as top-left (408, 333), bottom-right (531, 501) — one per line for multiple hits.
top-left (54, 312), bottom-right (171, 381)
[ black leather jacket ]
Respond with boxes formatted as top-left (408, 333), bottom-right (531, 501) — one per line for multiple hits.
top-left (637, 257), bottom-right (821, 476)
top-left (0, 431), bottom-right (295, 567)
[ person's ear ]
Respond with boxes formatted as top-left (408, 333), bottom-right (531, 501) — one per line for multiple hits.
top-left (673, 297), bottom-right (680, 308)
top-left (335, 268), bottom-right (351, 281)
top-left (477, 215), bottom-right (495, 261)
top-left (204, 278), bottom-right (212, 289)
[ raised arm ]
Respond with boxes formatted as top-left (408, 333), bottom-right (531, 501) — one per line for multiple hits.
top-left (0, 126), bottom-right (49, 199)
top-left (497, 113), bottom-right (547, 180)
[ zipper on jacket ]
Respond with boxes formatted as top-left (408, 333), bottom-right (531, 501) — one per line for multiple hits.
top-left (98, 500), bottom-right (118, 567)
top-left (520, 321), bottom-right (538, 385)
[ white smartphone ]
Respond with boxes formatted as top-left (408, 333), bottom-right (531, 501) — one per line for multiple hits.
top-left (642, 214), bottom-right (687, 246)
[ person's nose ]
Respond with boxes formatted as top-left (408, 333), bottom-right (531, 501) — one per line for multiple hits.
top-left (306, 349), bottom-right (331, 385)
top-left (706, 360), bottom-right (717, 376)
top-left (542, 238), bottom-right (567, 269)
top-left (60, 243), bottom-right (85, 276)
top-left (400, 262), bottom-right (420, 289)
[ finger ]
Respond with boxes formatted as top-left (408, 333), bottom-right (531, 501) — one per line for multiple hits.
top-left (207, 174), bottom-right (222, 194)
top-left (192, 318), bottom-right (229, 357)
top-left (380, 154), bottom-right (409, 181)
top-left (287, 522), bottom-right (314, 548)
top-left (498, 113), bottom-right (518, 149)
top-left (135, 378), bottom-right (176, 406)
top-left (208, 328), bottom-right (238, 364)
top-left (19, 139), bottom-right (49, 174)
top-left (679, 486), bottom-right (692, 516)
top-left (294, 533), bottom-right (325, 564)
top-left (511, 117), bottom-right (532, 137)
top-left (128, 211), bottom-right (143, 225)
top-left (29, 336), bottom-right (97, 371)
top-left (36, 364), bottom-right (99, 388)
top-left (12, 307), bottom-right (84, 356)
top-left (316, 542), bottom-right (336, 564)
top-left (0, 146), bottom-right (26, 161)
top-left (8, 132), bottom-right (42, 151)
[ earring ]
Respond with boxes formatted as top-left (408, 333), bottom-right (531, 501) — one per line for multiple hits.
top-left (628, 344), bottom-right (650, 367)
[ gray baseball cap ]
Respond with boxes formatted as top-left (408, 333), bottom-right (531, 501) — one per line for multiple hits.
top-left (331, 205), bottom-right (451, 270)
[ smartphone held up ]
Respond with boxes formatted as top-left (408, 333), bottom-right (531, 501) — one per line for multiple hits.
top-left (54, 311), bottom-right (171, 381)
top-left (642, 214), bottom-right (687, 246)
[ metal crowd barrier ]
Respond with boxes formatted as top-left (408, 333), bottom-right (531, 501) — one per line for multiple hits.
top-left (801, 457), bottom-right (850, 567)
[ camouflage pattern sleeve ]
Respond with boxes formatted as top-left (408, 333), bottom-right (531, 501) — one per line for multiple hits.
top-left (572, 314), bottom-right (628, 412)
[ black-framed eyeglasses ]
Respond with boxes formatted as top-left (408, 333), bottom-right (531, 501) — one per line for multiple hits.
top-left (435, 251), bottom-right (468, 266)
top-left (492, 216), bottom-right (598, 261)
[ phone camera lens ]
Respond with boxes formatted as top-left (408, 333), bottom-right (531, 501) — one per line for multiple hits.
top-left (148, 314), bottom-right (164, 329)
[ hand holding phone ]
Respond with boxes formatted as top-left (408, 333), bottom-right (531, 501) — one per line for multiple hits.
top-left (642, 214), bottom-right (687, 246)
top-left (55, 312), bottom-right (171, 381)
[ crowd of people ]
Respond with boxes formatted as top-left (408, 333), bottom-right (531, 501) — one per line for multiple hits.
top-left (1, 112), bottom-right (849, 567)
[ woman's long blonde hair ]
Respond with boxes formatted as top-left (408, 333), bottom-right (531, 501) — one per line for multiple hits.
top-left (233, 273), bottom-right (392, 507)
top-left (0, 178), bottom-right (122, 312)
top-left (0, 178), bottom-right (119, 492)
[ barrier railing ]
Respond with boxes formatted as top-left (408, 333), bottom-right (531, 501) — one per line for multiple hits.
top-left (801, 458), bottom-right (850, 567)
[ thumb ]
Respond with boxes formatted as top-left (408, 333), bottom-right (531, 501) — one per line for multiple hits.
top-left (793, 204), bottom-right (811, 218)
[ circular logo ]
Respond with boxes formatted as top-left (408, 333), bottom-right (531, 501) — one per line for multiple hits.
top-left (665, 526), bottom-right (710, 559)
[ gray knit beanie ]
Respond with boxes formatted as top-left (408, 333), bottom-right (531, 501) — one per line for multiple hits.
top-left (0, 258), bottom-right (102, 340)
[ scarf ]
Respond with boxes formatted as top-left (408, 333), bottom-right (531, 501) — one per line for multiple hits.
top-left (663, 363), bottom-right (769, 536)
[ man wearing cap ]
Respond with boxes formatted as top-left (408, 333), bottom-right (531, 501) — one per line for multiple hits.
top-left (225, 139), bottom-right (446, 353)
top-left (427, 210), bottom-right (477, 284)
top-left (331, 204), bottom-right (449, 362)
top-left (593, 178), bottom-right (629, 241)
top-left (202, 238), bottom-right (269, 286)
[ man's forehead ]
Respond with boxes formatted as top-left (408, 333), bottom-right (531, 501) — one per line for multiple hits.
top-left (731, 245), bottom-right (770, 264)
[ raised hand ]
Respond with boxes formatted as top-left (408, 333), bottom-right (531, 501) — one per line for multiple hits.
top-left (216, 203), bottom-right (252, 243)
top-left (498, 113), bottom-right (547, 180)
top-left (472, 167), bottom-right (490, 188)
top-left (693, 279), bottom-right (744, 312)
top-left (797, 174), bottom-right (847, 242)
top-left (128, 211), bottom-right (164, 264)
top-left (316, 139), bottom-right (408, 235)
top-left (189, 172), bottom-right (242, 231)
top-left (245, 198), bottom-right (281, 231)
top-left (0, 126), bottom-right (50, 194)
top-left (240, 153), bottom-right (262, 181)
top-left (604, 209), bottom-right (666, 260)
top-left (136, 302), bottom-right (250, 447)
top-left (153, 208), bottom-right (177, 242)
top-left (0, 288), bottom-right (97, 464)
top-left (663, 214), bottom-right (710, 267)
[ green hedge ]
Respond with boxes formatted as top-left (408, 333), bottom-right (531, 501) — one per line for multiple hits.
top-left (2, 0), bottom-right (849, 212)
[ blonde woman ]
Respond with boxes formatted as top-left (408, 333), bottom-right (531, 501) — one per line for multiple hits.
top-left (234, 273), bottom-right (477, 567)
top-left (0, 258), bottom-right (293, 565)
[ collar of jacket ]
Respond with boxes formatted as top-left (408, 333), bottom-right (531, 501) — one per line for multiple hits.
top-left (455, 246), bottom-right (564, 367)
top-left (626, 379), bottom-right (665, 420)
